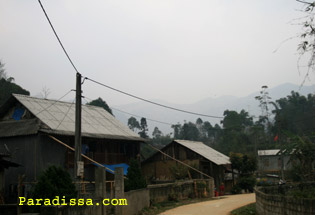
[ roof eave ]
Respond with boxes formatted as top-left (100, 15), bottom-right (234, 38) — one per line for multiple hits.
top-left (39, 128), bottom-right (147, 142)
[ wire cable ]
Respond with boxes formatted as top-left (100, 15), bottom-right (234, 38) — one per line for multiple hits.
top-left (55, 99), bottom-right (75, 130)
top-left (37, 0), bottom-right (80, 74)
top-left (36, 89), bottom-right (74, 115)
top-left (111, 107), bottom-right (173, 126)
top-left (83, 96), bottom-right (174, 126)
top-left (84, 77), bottom-right (224, 119)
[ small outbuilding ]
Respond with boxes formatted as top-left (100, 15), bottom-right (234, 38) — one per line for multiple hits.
top-left (142, 140), bottom-right (230, 188)
top-left (257, 149), bottom-right (292, 176)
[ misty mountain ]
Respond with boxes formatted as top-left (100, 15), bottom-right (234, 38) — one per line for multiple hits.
top-left (112, 83), bottom-right (315, 136)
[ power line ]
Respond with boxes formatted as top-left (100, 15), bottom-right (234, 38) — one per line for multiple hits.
top-left (83, 96), bottom-right (173, 126)
top-left (37, 0), bottom-right (80, 74)
top-left (55, 99), bottom-right (75, 130)
top-left (84, 77), bottom-right (224, 119)
top-left (36, 89), bottom-right (74, 115)
top-left (111, 107), bottom-right (173, 126)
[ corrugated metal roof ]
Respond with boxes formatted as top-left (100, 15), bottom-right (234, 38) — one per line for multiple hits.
top-left (12, 94), bottom-right (143, 141)
top-left (258, 149), bottom-right (280, 156)
top-left (174, 140), bottom-right (231, 165)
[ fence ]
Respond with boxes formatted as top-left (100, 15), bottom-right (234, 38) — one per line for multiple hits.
top-left (148, 179), bottom-right (214, 203)
top-left (255, 183), bottom-right (315, 215)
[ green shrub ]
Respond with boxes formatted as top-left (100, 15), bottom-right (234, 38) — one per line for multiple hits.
top-left (124, 159), bottom-right (147, 192)
top-left (32, 166), bottom-right (77, 200)
top-left (231, 184), bottom-right (242, 194)
top-left (287, 186), bottom-right (315, 199)
top-left (231, 203), bottom-right (256, 215)
top-left (169, 164), bottom-right (188, 180)
top-left (237, 176), bottom-right (256, 192)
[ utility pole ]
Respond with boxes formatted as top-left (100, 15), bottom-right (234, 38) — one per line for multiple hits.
top-left (74, 72), bottom-right (82, 195)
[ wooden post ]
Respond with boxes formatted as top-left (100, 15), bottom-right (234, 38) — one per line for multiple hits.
top-left (17, 175), bottom-right (25, 215)
top-left (110, 182), bottom-right (114, 200)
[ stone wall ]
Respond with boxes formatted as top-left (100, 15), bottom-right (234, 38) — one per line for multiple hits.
top-left (255, 185), bottom-right (315, 215)
top-left (148, 179), bottom-right (214, 203)
top-left (122, 188), bottom-right (150, 215)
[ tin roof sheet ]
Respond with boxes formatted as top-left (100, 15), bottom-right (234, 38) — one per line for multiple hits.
top-left (258, 149), bottom-right (280, 156)
top-left (174, 140), bottom-right (231, 165)
top-left (12, 94), bottom-right (143, 141)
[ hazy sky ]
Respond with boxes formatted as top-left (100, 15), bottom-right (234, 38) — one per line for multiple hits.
top-left (1, 0), bottom-right (314, 106)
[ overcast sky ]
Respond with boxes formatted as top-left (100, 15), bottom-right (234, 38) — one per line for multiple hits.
top-left (1, 0), bottom-right (314, 106)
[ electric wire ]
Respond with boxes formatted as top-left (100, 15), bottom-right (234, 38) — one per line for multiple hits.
top-left (37, 0), bottom-right (80, 74)
top-left (36, 89), bottom-right (74, 115)
top-left (84, 77), bottom-right (224, 119)
top-left (83, 96), bottom-right (173, 125)
top-left (36, 1), bottom-right (314, 124)
top-left (111, 107), bottom-right (173, 126)
top-left (55, 99), bottom-right (75, 130)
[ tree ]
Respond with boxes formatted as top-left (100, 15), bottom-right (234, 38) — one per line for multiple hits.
top-left (0, 61), bottom-right (6, 80)
top-left (138, 117), bottom-right (148, 138)
top-left (230, 153), bottom-right (257, 193)
top-left (0, 61), bottom-right (30, 106)
top-left (124, 159), bottom-right (147, 192)
top-left (285, 134), bottom-right (315, 182)
top-left (40, 86), bottom-right (51, 99)
top-left (221, 110), bottom-right (253, 131)
top-left (216, 110), bottom-right (254, 155)
top-left (127, 117), bottom-right (140, 131)
top-left (171, 124), bottom-right (182, 139)
top-left (272, 91), bottom-right (315, 136)
top-left (201, 121), bottom-right (214, 140)
top-left (255, 85), bottom-right (272, 126)
top-left (296, 0), bottom-right (315, 85)
top-left (152, 126), bottom-right (162, 139)
top-left (180, 122), bottom-right (200, 140)
top-left (87, 97), bottom-right (113, 115)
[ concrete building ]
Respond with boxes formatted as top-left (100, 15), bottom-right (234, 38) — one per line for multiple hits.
top-left (257, 149), bottom-right (292, 175)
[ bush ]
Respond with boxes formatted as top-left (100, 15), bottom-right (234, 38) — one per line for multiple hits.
top-left (124, 159), bottom-right (147, 192)
top-left (237, 176), bottom-right (256, 193)
top-left (32, 166), bottom-right (77, 200)
top-left (169, 164), bottom-right (188, 180)
top-left (287, 185), bottom-right (315, 199)
top-left (231, 184), bottom-right (242, 194)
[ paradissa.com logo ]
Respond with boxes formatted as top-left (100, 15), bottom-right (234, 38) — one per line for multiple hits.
top-left (19, 196), bottom-right (127, 206)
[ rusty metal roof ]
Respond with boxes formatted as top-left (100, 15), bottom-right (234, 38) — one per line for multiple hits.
top-left (174, 140), bottom-right (231, 165)
top-left (11, 94), bottom-right (143, 141)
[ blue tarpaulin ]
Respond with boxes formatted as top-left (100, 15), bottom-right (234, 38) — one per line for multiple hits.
top-left (12, 108), bottom-right (24, 120)
top-left (93, 163), bottom-right (129, 175)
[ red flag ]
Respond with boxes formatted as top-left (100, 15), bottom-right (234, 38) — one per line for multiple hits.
top-left (274, 135), bottom-right (278, 142)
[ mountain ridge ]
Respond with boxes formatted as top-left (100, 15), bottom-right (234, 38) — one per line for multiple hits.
top-left (112, 83), bottom-right (315, 136)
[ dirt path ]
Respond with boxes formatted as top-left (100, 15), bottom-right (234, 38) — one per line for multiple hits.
top-left (160, 193), bottom-right (255, 215)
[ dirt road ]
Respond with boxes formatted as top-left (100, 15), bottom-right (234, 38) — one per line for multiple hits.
top-left (160, 193), bottom-right (255, 215)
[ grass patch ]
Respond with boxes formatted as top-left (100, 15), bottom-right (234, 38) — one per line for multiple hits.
top-left (138, 197), bottom-right (217, 215)
top-left (231, 203), bottom-right (256, 215)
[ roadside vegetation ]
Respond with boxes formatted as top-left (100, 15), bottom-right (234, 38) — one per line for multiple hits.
top-left (230, 203), bottom-right (256, 215)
